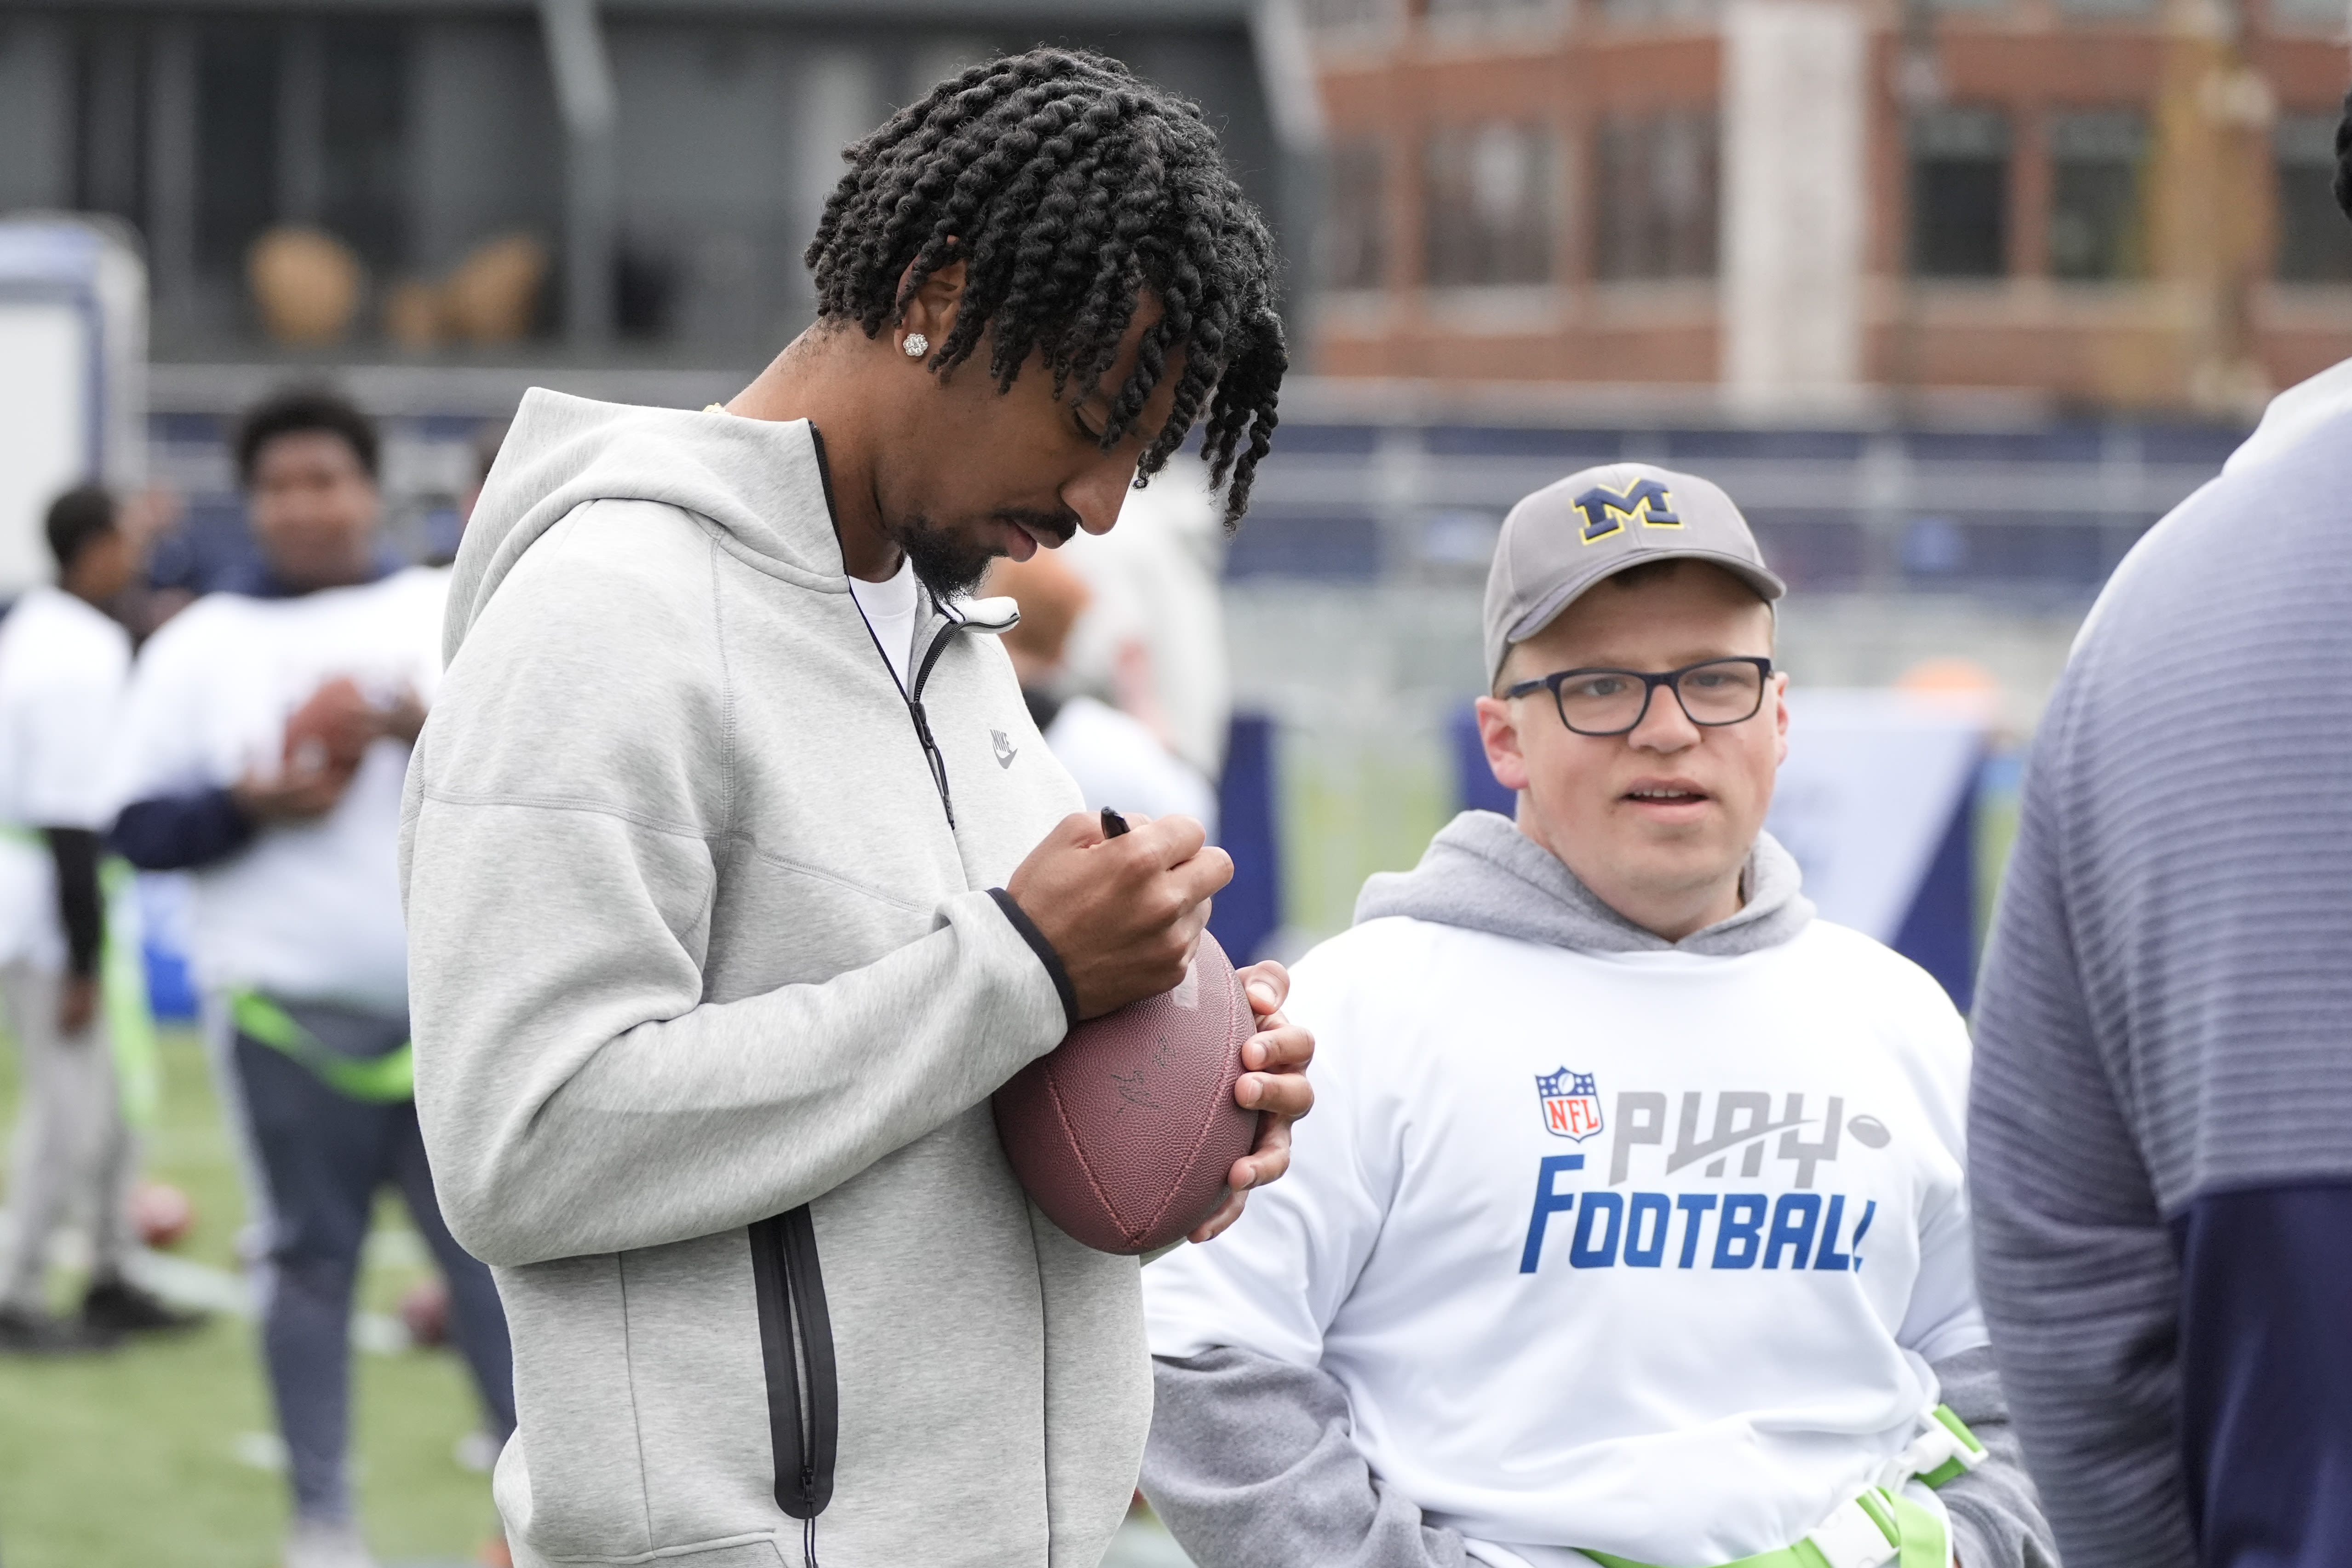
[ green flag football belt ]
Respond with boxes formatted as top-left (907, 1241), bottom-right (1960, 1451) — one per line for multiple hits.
top-left (1582, 1405), bottom-right (1986, 1568)
top-left (1, 828), bottom-right (411, 1110)
top-left (99, 856), bottom-right (161, 1126)
top-left (230, 990), bottom-right (416, 1103)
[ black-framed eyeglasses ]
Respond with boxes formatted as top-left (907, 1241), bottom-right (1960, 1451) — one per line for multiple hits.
top-left (1503, 657), bottom-right (1774, 737)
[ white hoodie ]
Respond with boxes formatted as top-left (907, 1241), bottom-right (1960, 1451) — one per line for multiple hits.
top-left (1144, 812), bottom-right (1987, 1566)
top-left (107, 567), bottom-right (447, 1009)
top-left (0, 586), bottom-right (131, 971)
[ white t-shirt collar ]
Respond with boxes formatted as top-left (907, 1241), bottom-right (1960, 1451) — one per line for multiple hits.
top-left (847, 557), bottom-right (921, 692)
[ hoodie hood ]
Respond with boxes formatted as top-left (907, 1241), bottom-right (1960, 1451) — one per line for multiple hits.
top-left (445, 389), bottom-right (1016, 667)
top-left (1354, 809), bottom-right (1813, 957)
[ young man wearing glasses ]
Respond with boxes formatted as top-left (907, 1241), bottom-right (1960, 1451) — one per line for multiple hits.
top-left (1139, 465), bottom-right (2055, 1568)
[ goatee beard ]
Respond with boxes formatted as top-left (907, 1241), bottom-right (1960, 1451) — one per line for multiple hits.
top-left (893, 517), bottom-right (995, 602)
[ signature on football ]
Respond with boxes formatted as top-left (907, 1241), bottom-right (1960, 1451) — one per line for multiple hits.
top-left (1110, 1068), bottom-right (1163, 1113)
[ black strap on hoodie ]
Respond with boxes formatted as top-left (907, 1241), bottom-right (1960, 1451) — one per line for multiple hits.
top-left (749, 1206), bottom-right (837, 1563)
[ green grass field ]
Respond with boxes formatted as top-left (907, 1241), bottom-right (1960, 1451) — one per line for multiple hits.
top-left (0, 1025), bottom-right (503, 1568)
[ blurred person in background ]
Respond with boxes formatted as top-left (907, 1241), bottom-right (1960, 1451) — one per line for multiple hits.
top-left (462, 419), bottom-right (509, 528)
top-left (1142, 465), bottom-right (2054, 1568)
top-left (1057, 454), bottom-right (1234, 784)
top-left (1968, 98), bottom-right (2352, 1568)
top-left (429, 418), bottom-right (511, 567)
top-left (0, 486), bottom-right (199, 1353)
top-left (987, 545), bottom-right (1219, 834)
top-left (106, 389), bottom-right (514, 1568)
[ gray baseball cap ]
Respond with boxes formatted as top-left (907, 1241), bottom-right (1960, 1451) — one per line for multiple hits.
top-left (1482, 461), bottom-right (1785, 687)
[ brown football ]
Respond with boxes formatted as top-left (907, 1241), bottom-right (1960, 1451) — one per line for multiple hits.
top-left (129, 1179), bottom-right (195, 1250)
top-left (282, 676), bottom-right (376, 780)
top-left (993, 931), bottom-right (1262, 1255)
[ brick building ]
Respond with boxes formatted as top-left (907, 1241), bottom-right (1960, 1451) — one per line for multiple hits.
top-left (1303, 0), bottom-right (2352, 410)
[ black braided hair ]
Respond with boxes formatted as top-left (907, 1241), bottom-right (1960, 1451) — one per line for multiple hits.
top-left (806, 46), bottom-right (1286, 527)
top-left (2335, 85), bottom-right (2352, 224)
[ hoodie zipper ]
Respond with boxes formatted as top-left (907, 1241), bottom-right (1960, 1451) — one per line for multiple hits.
top-left (750, 1206), bottom-right (836, 1554)
top-left (855, 586), bottom-right (965, 831)
top-left (745, 595), bottom-right (948, 1565)
top-left (904, 619), bottom-right (962, 829)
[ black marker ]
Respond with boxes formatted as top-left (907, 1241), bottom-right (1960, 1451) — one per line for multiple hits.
top-left (1100, 807), bottom-right (1130, 839)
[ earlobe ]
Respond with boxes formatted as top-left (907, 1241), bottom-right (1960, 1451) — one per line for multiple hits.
top-left (1474, 696), bottom-right (1531, 794)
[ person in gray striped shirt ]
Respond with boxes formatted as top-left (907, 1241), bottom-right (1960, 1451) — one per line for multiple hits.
top-left (1970, 103), bottom-right (2352, 1568)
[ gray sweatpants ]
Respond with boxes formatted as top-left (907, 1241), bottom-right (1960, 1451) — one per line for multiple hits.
top-left (230, 1018), bottom-right (515, 1524)
top-left (0, 962), bottom-right (138, 1312)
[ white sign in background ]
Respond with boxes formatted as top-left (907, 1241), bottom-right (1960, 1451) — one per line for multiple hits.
top-left (0, 219), bottom-right (147, 598)
top-left (1765, 689), bottom-right (1986, 943)
top-left (0, 302), bottom-right (86, 595)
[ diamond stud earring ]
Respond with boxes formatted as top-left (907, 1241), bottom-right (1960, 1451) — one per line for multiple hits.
top-left (903, 333), bottom-right (929, 358)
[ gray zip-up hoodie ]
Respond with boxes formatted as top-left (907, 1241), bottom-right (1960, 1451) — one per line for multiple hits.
top-left (1143, 812), bottom-right (2055, 1568)
top-left (400, 391), bottom-right (1146, 1568)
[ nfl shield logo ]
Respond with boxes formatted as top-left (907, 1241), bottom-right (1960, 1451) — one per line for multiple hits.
top-left (1537, 1068), bottom-right (1604, 1142)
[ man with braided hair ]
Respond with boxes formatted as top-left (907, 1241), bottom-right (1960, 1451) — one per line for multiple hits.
top-left (402, 46), bottom-right (1314, 1568)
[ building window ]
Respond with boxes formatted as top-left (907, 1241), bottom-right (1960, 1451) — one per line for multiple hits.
top-left (1594, 113), bottom-right (1717, 281)
top-left (2275, 114), bottom-right (2352, 282)
top-left (1424, 122), bottom-right (1555, 286)
top-left (2267, 0), bottom-right (2349, 29)
top-left (1600, 0), bottom-right (1722, 23)
top-left (1424, 0), bottom-right (1561, 24)
top-left (197, 24), bottom-right (280, 275)
top-left (319, 21), bottom-right (410, 275)
top-left (193, 19), bottom-right (411, 280)
top-left (2047, 109), bottom-right (2147, 281)
top-left (73, 22), bottom-right (148, 224)
top-left (1909, 108), bottom-right (2008, 278)
top-left (1322, 140), bottom-right (1387, 290)
top-left (1299, 0), bottom-right (1405, 28)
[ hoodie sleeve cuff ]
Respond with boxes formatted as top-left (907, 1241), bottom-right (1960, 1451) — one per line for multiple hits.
top-left (987, 886), bottom-right (1079, 1031)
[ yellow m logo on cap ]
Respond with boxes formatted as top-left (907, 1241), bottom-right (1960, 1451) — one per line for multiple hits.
top-left (1572, 479), bottom-right (1681, 544)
